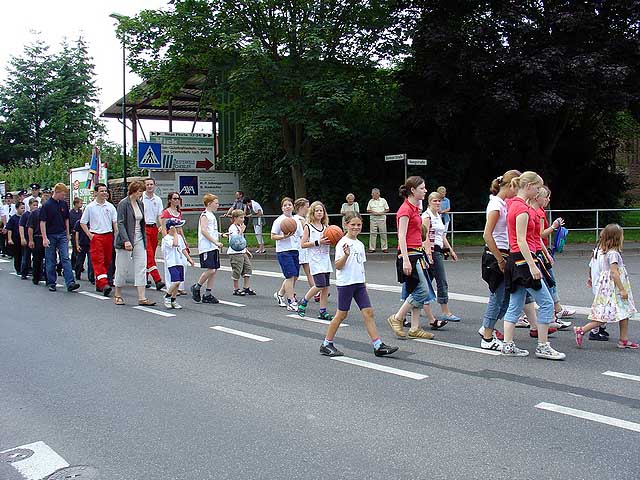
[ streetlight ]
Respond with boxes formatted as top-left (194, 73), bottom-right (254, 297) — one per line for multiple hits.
top-left (110, 13), bottom-right (128, 189)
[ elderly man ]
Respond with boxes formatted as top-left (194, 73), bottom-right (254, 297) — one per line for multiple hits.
top-left (366, 188), bottom-right (390, 253)
top-left (224, 190), bottom-right (245, 217)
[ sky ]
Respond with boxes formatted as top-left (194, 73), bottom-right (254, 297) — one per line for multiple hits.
top-left (0, 0), bottom-right (213, 150)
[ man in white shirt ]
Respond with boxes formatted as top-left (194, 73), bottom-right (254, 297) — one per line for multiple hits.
top-left (142, 177), bottom-right (165, 290)
top-left (366, 188), bottom-right (390, 253)
top-left (243, 197), bottom-right (265, 254)
top-left (23, 183), bottom-right (42, 210)
top-left (80, 183), bottom-right (118, 296)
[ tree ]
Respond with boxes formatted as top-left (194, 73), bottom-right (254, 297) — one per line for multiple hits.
top-left (117, 0), bottom-right (413, 198)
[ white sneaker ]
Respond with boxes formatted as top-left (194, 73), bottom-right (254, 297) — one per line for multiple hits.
top-left (553, 318), bottom-right (572, 329)
top-left (515, 315), bottom-right (530, 328)
top-left (172, 301), bottom-right (183, 310)
top-left (273, 291), bottom-right (287, 307)
top-left (535, 342), bottom-right (566, 360)
top-left (557, 308), bottom-right (576, 318)
top-left (163, 297), bottom-right (173, 309)
top-left (481, 337), bottom-right (503, 351)
top-left (501, 341), bottom-right (529, 357)
top-left (286, 301), bottom-right (299, 312)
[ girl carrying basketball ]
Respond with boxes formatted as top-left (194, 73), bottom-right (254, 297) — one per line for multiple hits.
top-left (272, 197), bottom-right (303, 311)
top-left (298, 201), bottom-right (333, 320)
top-left (319, 211), bottom-right (398, 357)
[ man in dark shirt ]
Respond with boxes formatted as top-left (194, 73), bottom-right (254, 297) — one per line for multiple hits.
top-left (6, 201), bottom-right (25, 273)
top-left (27, 203), bottom-right (45, 285)
top-left (19, 198), bottom-right (38, 279)
top-left (39, 183), bottom-right (79, 292)
top-left (69, 196), bottom-right (84, 276)
top-left (74, 218), bottom-right (94, 283)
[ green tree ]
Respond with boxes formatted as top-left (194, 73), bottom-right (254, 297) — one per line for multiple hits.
top-left (117, 0), bottom-right (413, 198)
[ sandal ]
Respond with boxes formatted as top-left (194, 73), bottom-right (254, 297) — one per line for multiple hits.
top-left (429, 319), bottom-right (448, 330)
top-left (617, 339), bottom-right (639, 349)
top-left (233, 288), bottom-right (246, 296)
top-left (138, 298), bottom-right (157, 306)
top-left (114, 296), bottom-right (125, 305)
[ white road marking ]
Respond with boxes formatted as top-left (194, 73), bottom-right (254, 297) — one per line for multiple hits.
top-left (218, 299), bottom-right (246, 307)
top-left (209, 325), bottom-right (272, 342)
top-left (285, 313), bottom-right (349, 327)
top-left (1, 441), bottom-right (69, 480)
top-left (133, 306), bottom-right (176, 317)
top-left (602, 371), bottom-right (640, 383)
top-left (332, 356), bottom-right (428, 380)
top-left (535, 402), bottom-right (640, 433)
top-left (0, 258), bottom-right (10, 263)
top-left (56, 284), bottom-right (64, 288)
top-left (79, 290), bottom-right (110, 300)
top-left (412, 338), bottom-right (502, 356)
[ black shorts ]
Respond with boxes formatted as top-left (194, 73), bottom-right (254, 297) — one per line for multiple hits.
top-left (199, 250), bottom-right (220, 270)
top-left (312, 272), bottom-right (331, 288)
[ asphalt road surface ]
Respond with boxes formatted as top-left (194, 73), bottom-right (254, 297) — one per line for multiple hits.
top-left (1, 252), bottom-right (639, 479)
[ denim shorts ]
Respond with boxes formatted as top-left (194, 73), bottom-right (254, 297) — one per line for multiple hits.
top-left (277, 250), bottom-right (300, 279)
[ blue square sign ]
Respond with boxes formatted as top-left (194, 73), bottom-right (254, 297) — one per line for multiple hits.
top-left (179, 175), bottom-right (199, 196)
top-left (137, 142), bottom-right (162, 169)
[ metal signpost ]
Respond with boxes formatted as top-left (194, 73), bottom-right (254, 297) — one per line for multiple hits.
top-left (385, 154), bottom-right (428, 179)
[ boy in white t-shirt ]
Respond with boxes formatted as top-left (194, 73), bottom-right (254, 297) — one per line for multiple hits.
top-left (162, 218), bottom-right (195, 309)
top-left (191, 194), bottom-right (223, 304)
top-left (318, 211), bottom-right (398, 358)
top-left (228, 209), bottom-right (255, 296)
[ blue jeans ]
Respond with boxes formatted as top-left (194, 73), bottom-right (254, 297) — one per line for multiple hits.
top-left (45, 232), bottom-right (75, 286)
top-left (546, 267), bottom-right (560, 303)
top-left (406, 261), bottom-right (436, 308)
top-left (504, 281), bottom-right (554, 325)
top-left (430, 250), bottom-right (449, 304)
top-left (482, 280), bottom-right (509, 330)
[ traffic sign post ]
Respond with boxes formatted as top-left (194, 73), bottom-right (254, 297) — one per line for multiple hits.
top-left (385, 153), bottom-right (407, 179)
top-left (137, 142), bottom-right (162, 169)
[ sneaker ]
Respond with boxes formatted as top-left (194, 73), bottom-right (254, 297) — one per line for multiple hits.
top-left (618, 340), bottom-right (640, 349)
top-left (320, 343), bottom-right (344, 357)
top-left (297, 303), bottom-right (307, 317)
top-left (318, 311), bottom-right (334, 321)
top-left (402, 318), bottom-right (411, 328)
top-left (48, 284), bottom-right (56, 292)
top-left (529, 327), bottom-right (557, 338)
top-left (387, 314), bottom-right (406, 339)
top-left (515, 315), bottom-right (530, 328)
top-left (191, 283), bottom-right (201, 303)
top-left (273, 291), bottom-right (287, 307)
top-left (146, 281), bottom-right (152, 289)
top-left (441, 313), bottom-right (461, 322)
top-left (164, 297), bottom-right (173, 309)
top-left (155, 281), bottom-right (166, 291)
top-left (103, 286), bottom-right (112, 297)
top-left (233, 288), bottom-right (246, 296)
top-left (243, 288), bottom-right (257, 296)
top-left (588, 330), bottom-right (609, 341)
top-left (171, 301), bottom-right (183, 310)
top-left (535, 342), bottom-right (566, 360)
top-left (407, 328), bottom-right (435, 340)
top-left (314, 293), bottom-right (321, 303)
top-left (374, 343), bottom-right (399, 357)
top-left (557, 308), bottom-right (576, 318)
top-left (286, 301), bottom-right (299, 312)
top-left (501, 342), bottom-right (529, 357)
top-left (574, 326), bottom-right (584, 347)
top-left (67, 282), bottom-right (80, 292)
top-left (481, 337), bottom-right (504, 351)
top-left (599, 327), bottom-right (610, 337)
top-left (202, 294), bottom-right (219, 304)
top-left (553, 317), bottom-right (572, 329)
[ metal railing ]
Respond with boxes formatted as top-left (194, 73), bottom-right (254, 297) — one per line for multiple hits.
top-left (230, 208), bottom-right (640, 247)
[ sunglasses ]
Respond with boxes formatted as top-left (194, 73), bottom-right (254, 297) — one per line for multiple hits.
top-left (172, 196), bottom-right (181, 200)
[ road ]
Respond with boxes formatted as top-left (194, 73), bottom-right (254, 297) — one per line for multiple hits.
top-left (1, 253), bottom-right (639, 479)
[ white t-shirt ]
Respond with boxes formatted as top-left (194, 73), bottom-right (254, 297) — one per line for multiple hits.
top-left (24, 195), bottom-right (41, 209)
top-left (142, 193), bottom-right (163, 225)
top-left (198, 210), bottom-right (219, 253)
top-left (162, 234), bottom-right (187, 268)
top-left (227, 223), bottom-right (247, 255)
top-left (305, 223), bottom-right (332, 275)
top-left (272, 214), bottom-right (302, 252)
top-left (591, 249), bottom-right (624, 293)
top-left (335, 237), bottom-right (366, 286)
top-left (80, 200), bottom-right (117, 234)
top-left (247, 200), bottom-right (263, 226)
top-left (485, 195), bottom-right (509, 250)
top-left (422, 209), bottom-right (446, 248)
top-left (0, 204), bottom-right (9, 224)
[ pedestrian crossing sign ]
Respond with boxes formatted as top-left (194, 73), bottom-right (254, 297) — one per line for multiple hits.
top-left (137, 142), bottom-right (162, 169)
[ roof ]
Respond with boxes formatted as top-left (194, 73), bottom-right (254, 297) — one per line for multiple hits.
top-left (100, 74), bottom-right (214, 122)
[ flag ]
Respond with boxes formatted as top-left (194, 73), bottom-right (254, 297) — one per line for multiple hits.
top-left (86, 146), bottom-right (100, 189)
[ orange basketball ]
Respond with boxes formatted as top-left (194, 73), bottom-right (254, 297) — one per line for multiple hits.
top-left (324, 225), bottom-right (344, 246)
top-left (280, 216), bottom-right (298, 235)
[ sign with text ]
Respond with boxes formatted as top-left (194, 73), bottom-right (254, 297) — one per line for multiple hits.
top-left (70, 163), bottom-right (108, 205)
top-left (385, 154), bottom-right (406, 162)
top-left (150, 171), bottom-right (239, 211)
top-left (407, 158), bottom-right (428, 166)
top-left (149, 132), bottom-right (215, 171)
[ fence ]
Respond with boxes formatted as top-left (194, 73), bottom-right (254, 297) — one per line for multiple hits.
top-left (247, 208), bottom-right (640, 247)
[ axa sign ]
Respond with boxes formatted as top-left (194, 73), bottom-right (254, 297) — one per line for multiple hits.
top-left (179, 175), bottom-right (199, 196)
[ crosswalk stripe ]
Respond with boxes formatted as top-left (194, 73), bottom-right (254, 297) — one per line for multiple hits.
top-left (1, 441), bottom-right (69, 480)
top-left (218, 299), bottom-right (246, 307)
top-left (331, 356), bottom-right (428, 380)
top-left (133, 306), bottom-right (176, 317)
top-left (209, 325), bottom-right (272, 342)
top-left (602, 371), bottom-right (640, 383)
top-left (79, 291), bottom-right (109, 300)
top-left (412, 338), bottom-right (502, 356)
top-left (535, 402), bottom-right (640, 433)
top-left (285, 313), bottom-right (349, 327)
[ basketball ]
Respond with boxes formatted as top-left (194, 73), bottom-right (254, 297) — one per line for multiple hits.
top-left (280, 216), bottom-right (298, 235)
top-left (324, 225), bottom-right (344, 246)
top-left (229, 234), bottom-right (247, 252)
